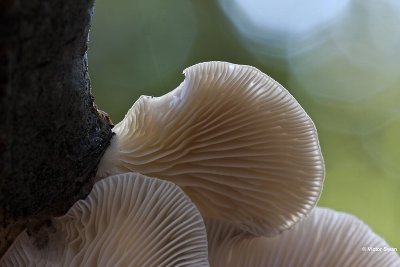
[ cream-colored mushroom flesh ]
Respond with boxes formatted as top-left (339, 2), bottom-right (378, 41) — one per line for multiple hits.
top-left (97, 61), bottom-right (324, 236)
top-left (1, 173), bottom-right (209, 267)
top-left (207, 207), bottom-right (400, 267)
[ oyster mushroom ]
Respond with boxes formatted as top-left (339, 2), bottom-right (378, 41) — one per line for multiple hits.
top-left (96, 61), bottom-right (324, 236)
top-left (206, 207), bottom-right (400, 267)
top-left (1, 173), bottom-right (209, 267)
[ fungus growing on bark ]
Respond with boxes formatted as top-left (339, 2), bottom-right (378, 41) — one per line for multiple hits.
top-left (1, 173), bottom-right (209, 267)
top-left (3, 61), bottom-right (395, 267)
top-left (206, 207), bottom-right (400, 267)
top-left (96, 61), bottom-right (324, 237)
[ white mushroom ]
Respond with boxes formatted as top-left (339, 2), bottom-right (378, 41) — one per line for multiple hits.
top-left (207, 207), bottom-right (400, 267)
top-left (1, 173), bottom-right (209, 267)
top-left (97, 61), bottom-right (324, 236)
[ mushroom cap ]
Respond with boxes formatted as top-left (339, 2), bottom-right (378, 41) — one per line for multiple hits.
top-left (97, 61), bottom-right (324, 236)
top-left (206, 207), bottom-right (400, 267)
top-left (1, 173), bottom-right (209, 267)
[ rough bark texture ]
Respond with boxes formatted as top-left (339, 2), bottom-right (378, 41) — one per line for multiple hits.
top-left (0, 0), bottom-right (113, 256)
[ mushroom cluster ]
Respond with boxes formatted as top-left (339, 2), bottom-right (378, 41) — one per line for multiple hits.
top-left (2, 62), bottom-right (399, 266)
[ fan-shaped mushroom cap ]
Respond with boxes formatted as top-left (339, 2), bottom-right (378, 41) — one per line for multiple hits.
top-left (207, 207), bottom-right (400, 267)
top-left (1, 173), bottom-right (209, 267)
top-left (97, 61), bottom-right (324, 236)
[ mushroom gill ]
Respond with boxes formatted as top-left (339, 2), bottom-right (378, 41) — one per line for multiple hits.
top-left (206, 207), bottom-right (400, 267)
top-left (1, 173), bottom-right (209, 267)
top-left (97, 61), bottom-right (324, 237)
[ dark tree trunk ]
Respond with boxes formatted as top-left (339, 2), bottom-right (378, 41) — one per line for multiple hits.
top-left (0, 0), bottom-right (113, 256)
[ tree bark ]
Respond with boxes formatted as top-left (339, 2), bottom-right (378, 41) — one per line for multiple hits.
top-left (0, 0), bottom-right (113, 256)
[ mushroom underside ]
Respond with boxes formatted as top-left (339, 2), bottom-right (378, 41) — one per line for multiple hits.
top-left (1, 173), bottom-right (209, 267)
top-left (206, 207), bottom-right (400, 267)
top-left (97, 61), bottom-right (325, 237)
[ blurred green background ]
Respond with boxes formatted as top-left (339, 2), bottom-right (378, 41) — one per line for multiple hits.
top-left (90, 0), bottom-right (399, 248)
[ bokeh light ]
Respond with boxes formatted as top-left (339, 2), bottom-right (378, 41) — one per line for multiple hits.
top-left (288, 0), bottom-right (400, 134)
top-left (218, 0), bottom-right (350, 57)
